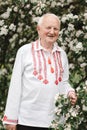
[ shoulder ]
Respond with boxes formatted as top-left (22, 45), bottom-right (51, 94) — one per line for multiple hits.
top-left (14, 42), bottom-right (34, 60)
top-left (18, 43), bottom-right (32, 53)
top-left (57, 46), bottom-right (68, 65)
top-left (58, 46), bottom-right (67, 57)
top-left (55, 42), bottom-right (67, 56)
top-left (16, 42), bottom-right (33, 56)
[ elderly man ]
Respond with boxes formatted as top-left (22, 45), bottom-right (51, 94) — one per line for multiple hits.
top-left (3, 13), bottom-right (77, 130)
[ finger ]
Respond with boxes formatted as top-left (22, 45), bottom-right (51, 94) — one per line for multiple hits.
top-left (70, 98), bottom-right (77, 105)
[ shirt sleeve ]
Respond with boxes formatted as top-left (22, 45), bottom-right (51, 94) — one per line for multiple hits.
top-left (3, 48), bottom-right (24, 125)
top-left (58, 50), bottom-right (75, 96)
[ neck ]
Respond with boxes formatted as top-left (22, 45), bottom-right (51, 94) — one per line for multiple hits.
top-left (40, 39), bottom-right (54, 52)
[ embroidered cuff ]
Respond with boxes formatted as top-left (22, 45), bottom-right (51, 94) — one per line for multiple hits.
top-left (2, 115), bottom-right (18, 124)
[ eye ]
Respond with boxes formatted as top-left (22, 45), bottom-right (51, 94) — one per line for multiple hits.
top-left (46, 27), bottom-right (51, 30)
top-left (54, 28), bottom-right (59, 31)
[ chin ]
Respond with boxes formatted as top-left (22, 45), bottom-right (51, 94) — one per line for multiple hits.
top-left (48, 39), bottom-right (56, 43)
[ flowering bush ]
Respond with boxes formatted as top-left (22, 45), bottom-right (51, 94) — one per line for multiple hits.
top-left (0, 0), bottom-right (87, 129)
top-left (50, 82), bottom-right (87, 130)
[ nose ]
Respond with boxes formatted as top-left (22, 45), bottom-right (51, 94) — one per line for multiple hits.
top-left (50, 28), bottom-right (55, 34)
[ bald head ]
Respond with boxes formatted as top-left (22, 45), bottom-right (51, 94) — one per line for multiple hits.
top-left (37, 13), bottom-right (60, 29)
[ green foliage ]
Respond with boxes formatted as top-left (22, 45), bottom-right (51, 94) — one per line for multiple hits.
top-left (0, 0), bottom-right (87, 129)
top-left (51, 86), bottom-right (87, 130)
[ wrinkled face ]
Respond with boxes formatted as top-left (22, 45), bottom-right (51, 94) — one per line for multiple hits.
top-left (37, 15), bottom-right (60, 44)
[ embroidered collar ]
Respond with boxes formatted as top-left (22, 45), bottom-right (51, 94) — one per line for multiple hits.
top-left (35, 39), bottom-right (62, 53)
top-left (32, 40), bottom-right (64, 85)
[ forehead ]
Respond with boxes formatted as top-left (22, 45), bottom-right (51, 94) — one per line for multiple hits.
top-left (41, 15), bottom-right (59, 27)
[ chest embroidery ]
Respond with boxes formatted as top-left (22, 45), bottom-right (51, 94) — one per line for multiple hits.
top-left (32, 40), bottom-right (64, 85)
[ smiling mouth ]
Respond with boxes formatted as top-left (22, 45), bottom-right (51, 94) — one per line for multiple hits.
top-left (48, 35), bottom-right (54, 38)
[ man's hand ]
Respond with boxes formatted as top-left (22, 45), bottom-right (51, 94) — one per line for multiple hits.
top-left (68, 91), bottom-right (77, 105)
top-left (5, 124), bottom-right (16, 130)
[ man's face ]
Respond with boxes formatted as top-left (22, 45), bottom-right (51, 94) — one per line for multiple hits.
top-left (37, 16), bottom-right (60, 44)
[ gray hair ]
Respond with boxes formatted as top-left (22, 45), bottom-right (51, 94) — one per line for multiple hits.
top-left (37, 13), bottom-right (60, 26)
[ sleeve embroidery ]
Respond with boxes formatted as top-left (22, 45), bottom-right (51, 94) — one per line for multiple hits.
top-left (3, 115), bottom-right (18, 123)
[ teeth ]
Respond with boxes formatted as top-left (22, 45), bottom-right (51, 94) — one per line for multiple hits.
top-left (48, 36), bottom-right (54, 37)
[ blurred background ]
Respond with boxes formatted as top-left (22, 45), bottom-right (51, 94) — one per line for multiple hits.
top-left (0, 0), bottom-right (87, 129)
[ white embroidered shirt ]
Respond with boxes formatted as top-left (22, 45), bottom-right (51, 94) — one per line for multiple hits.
top-left (3, 40), bottom-right (74, 128)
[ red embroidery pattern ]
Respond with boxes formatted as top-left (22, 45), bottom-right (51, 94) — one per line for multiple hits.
top-left (32, 40), bottom-right (63, 85)
top-left (48, 57), bottom-right (54, 73)
top-left (56, 51), bottom-right (64, 82)
top-left (36, 42), bottom-right (43, 80)
top-left (32, 41), bottom-right (38, 76)
top-left (53, 52), bottom-right (59, 85)
top-left (41, 50), bottom-right (49, 84)
top-left (3, 115), bottom-right (18, 123)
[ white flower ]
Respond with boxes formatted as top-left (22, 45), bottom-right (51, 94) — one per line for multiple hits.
top-left (19, 39), bottom-right (23, 44)
top-left (64, 30), bottom-right (68, 35)
top-left (1, 12), bottom-right (10, 19)
top-left (12, 34), bottom-right (18, 40)
top-left (0, 20), bottom-right (4, 26)
top-left (76, 86), bottom-right (81, 92)
top-left (85, 26), bottom-right (87, 30)
top-left (41, 3), bottom-right (46, 8)
top-left (83, 25), bottom-right (87, 30)
top-left (11, 43), bottom-right (15, 48)
top-left (81, 99), bottom-right (84, 104)
top-left (0, 68), bottom-right (7, 75)
top-left (33, 17), bottom-right (40, 23)
top-left (77, 56), bottom-right (83, 62)
top-left (7, 7), bottom-right (12, 12)
top-left (18, 22), bottom-right (24, 27)
top-left (51, 1), bottom-right (56, 7)
top-left (0, 25), bottom-right (8, 35)
top-left (73, 15), bottom-right (78, 19)
top-left (25, 4), bottom-right (30, 9)
top-left (76, 30), bottom-right (83, 37)
top-left (84, 13), bottom-right (87, 20)
top-left (13, 6), bottom-right (18, 12)
top-left (68, 23), bottom-right (74, 31)
top-left (17, 27), bottom-right (22, 33)
top-left (57, 2), bottom-right (62, 6)
top-left (68, 41), bottom-right (75, 51)
top-left (54, 93), bottom-right (59, 101)
top-left (29, 10), bottom-right (32, 15)
top-left (61, 16), bottom-right (67, 23)
top-left (36, 7), bottom-right (42, 15)
top-left (83, 85), bottom-right (87, 92)
top-left (75, 105), bottom-right (80, 110)
top-left (56, 108), bottom-right (62, 115)
top-left (69, 63), bottom-right (75, 69)
top-left (9, 23), bottom-right (16, 31)
top-left (67, 13), bottom-right (73, 19)
top-left (83, 105), bottom-right (87, 111)
top-left (69, 108), bottom-right (73, 113)
top-left (80, 63), bottom-right (87, 68)
top-left (65, 113), bottom-right (70, 120)
top-left (71, 109), bottom-right (78, 117)
top-left (23, 38), bottom-right (27, 42)
top-left (67, 0), bottom-right (73, 3)
top-left (76, 42), bottom-right (83, 49)
top-left (84, 33), bottom-right (87, 39)
top-left (1, 7), bottom-right (11, 19)
top-left (9, 58), bottom-right (14, 62)
top-left (21, 14), bottom-right (25, 19)
top-left (65, 123), bottom-right (71, 130)
top-left (9, 34), bottom-right (18, 43)
top-left (85, 80), bottom-right (87, 86)
top-left (30, 0), bottom-right (38, 3)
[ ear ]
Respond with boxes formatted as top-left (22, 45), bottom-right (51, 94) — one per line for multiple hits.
top-left (37, 25), bottom-right (40, 31)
